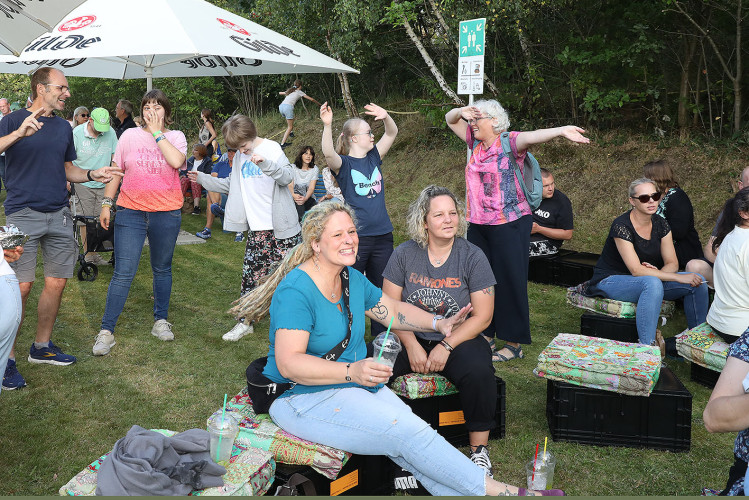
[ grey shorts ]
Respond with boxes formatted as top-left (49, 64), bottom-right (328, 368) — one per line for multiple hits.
top-left (73, 183), bottom-right (105, 220)
top-left (279, 103), bottom-right (295, 120)
top-left (6, 206), bottom-right (76, 282)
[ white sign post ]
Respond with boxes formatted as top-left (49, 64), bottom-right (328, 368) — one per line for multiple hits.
top-left (458, 18), bottom-right (486, 160)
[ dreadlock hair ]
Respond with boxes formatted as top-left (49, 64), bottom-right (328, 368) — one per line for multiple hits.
top-left (229, 201), bottom-right (358, 323)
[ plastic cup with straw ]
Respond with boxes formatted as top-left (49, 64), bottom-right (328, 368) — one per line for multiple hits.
top-left (376, 316), bottom-right (396, 362)
top-left (532, 442), bottom-right (539, 485)
top-left (543, 436), bottom-right (548, 464)
top-left (216, 393), bottom-right (228, 462)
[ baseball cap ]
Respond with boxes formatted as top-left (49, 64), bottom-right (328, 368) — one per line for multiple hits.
top-left (90, 107), bottom-right (110, 132)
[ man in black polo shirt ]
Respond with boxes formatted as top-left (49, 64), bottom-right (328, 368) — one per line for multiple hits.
top-left (530, 168), bottom-right (574, 257)
top-left (113, 99), bottom-right (137, 139)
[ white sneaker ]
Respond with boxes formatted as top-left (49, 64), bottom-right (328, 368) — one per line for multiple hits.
top-left (222, 321), bottom-right (253, 341)
top-left (151, 319), bottom-right (175, 341)
top-left (92, 330), bottom-right (116, 356)
top-left (469, 445), bottom-right (493, 478)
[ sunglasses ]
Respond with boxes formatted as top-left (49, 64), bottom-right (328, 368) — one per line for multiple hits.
top-left (80, 114), bottom-right (89, 118)
top-left (631, 192), bottom-right (662, 203)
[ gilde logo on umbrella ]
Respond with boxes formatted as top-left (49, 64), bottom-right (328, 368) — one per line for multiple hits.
top-left (59, 15), bottom-right (97, 31)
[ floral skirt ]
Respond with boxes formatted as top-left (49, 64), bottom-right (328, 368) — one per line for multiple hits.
top-left (240, 229), bottom-right (300, 296)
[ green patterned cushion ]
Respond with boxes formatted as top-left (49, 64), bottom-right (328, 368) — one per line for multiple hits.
top-left (675, 322), bottom-right (729, 372)
top-left (390, 373), bottom-right (458, 399)
top-left (566, 286), bottom-right (675, 319)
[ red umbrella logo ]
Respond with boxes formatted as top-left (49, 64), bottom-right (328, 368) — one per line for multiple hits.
top-left (217, 18), bottom-right (249, 36)
top-left (59, 15), bottom-right (96, 32)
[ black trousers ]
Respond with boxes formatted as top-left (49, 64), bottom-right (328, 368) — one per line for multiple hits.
top-left (355, 232), bottom-right (394, 336)
top-left (391, 335), bottom-right (497, 432)
top-left (468, 215), bottom-right (532, 344)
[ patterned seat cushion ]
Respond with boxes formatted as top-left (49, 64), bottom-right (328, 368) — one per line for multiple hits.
top-left (675, 322), bottom-right (729, 372)
top-left (566, 283), bottom-right (675, 319)
top-left (58, 429), bottom-right (276, 496)
top-left (389, 373), bottom-right (458, 399)
top-left (535, 333), bottom-right (662, 397)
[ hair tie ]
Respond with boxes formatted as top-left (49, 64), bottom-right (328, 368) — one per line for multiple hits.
top-left (339, 132), bottom-right (344, 138)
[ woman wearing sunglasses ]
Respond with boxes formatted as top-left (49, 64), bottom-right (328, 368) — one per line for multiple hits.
top-left (586, 178), bottom-right (709, 346)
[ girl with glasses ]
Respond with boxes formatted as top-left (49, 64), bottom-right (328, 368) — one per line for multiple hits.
top-left (586, 178), bottom-right (709, 346)
top-left (319, 102), bottom-right (398, 337)
top-left (444, 100), bottom-right (589, 363)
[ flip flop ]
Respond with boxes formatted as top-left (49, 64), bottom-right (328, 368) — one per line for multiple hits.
top-left (493, 344), bottom-right (524, 362)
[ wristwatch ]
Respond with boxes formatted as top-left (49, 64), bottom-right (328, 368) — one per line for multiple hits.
top-left (432, 315), bottom-right (444, 331)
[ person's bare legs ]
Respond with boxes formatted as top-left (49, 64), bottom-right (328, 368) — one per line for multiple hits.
top-left (469, 431), bottom-right (490, 450)
top-left (496, 341), bottom-right (522, 359)
top-left (10, 277), bottom-right (67, 359)
top-left (485, 476), bottom-right (546, 496)
top-left (7, 280), bottom-right (33, 359)
top-left (281, 118), bottom-right (294, 145)
top-left (686, 259), bottom-right (714, 288)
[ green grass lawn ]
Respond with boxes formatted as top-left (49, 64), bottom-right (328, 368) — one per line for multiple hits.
top-left (0, 111), bottom-right (741, 495)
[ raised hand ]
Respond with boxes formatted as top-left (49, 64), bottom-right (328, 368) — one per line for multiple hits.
top-left (437, 304), bottom-right (473, 338)
top-left (363, 103), bottom-right (388, 121)
top-left (90, 166), bottom-right (124, 184)
top-left (320, 102), bottom-right (333, 126)
top-left (460, 106), bottom-right (481, 122)
top-left (144, 109), bottom-right (165, 137)
top-left (560, 125), bottom-right (590, 144)
top-left (16, 108), bottom-right (45, 138)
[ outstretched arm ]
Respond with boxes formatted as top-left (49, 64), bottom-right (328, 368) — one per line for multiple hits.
top-left (304, 94), bottom-right (321, 106)
top-left (365, 103), bottom-right (398, 158)
top-left (515, 125), bottom-right (589, 152)
top-left (320, 102), bottom-right (342, 173)
top-left (444, 106), bottom-right (481, 141)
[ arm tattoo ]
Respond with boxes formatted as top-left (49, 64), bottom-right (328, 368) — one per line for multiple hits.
top-left (481, 286), bottom-right (495, 296)
top-left (397, 312), bottom-right (420, 329)
top-left (370, 302), bottom-right (388, 321)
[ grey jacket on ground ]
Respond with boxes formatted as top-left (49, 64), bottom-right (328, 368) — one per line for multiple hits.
top-left (197, 140), bottom-right (301, 240)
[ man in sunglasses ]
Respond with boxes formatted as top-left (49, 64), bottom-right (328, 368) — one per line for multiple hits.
top-left (529, 168), bottom-right (574, 257)
top-left (0, 67), bottom-right (121, 390)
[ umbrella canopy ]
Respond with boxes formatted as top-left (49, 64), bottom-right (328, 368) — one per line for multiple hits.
top-left (0, 0), bottom-right (86, 56)
top-left (0, 0), bottom-right (356, 89)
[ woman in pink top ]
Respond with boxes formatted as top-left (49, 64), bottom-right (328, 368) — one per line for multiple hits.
top-left (445, 100), bottom-right (588, 362)
top-left (93, 89), bottom-right (187, 357)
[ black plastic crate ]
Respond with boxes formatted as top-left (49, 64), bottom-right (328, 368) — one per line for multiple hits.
top-left (580, 312), bottom-right (639, 343)
top-left (528, 255), bottom-right (557, 285)
top-left (546, 365), bottom-right (692, 452)
top-left (690, 362), bottom-right (720, 388)
top-left (555, 251), bottom-right (599, 288)
top-left (398, 375), bottom-right (506, 447)
top-left (270, 453), bottom-right (394, 496)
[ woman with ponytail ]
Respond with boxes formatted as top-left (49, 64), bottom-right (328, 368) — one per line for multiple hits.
top-left (278, 79), bottom-right (320, 148)
top-left (230, 201), bottom-right (564, 497)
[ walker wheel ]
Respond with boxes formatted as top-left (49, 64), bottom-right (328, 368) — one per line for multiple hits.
top-left (77, 263), bottom-right (98, 282)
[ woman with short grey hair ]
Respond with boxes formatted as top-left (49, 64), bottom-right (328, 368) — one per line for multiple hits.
top-left (445, 100), bottom-right (589, 362)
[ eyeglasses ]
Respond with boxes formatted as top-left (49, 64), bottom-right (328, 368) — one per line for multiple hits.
top-left (467, 116), bottom-right (491, 125)
top-left (353, 131), bottom-right (374, 137)
top-left (631, 192), bottom-right (662, 203)
top-left (44, 84), bottom-right (70, 93)
top-left (79, 114), bottom-right (89, 118)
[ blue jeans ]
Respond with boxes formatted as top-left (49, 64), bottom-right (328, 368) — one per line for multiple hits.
top-left (269, 386), bottom-right (486, 496)
top-left (593, 274), bottom-right (709, 345)
top-left (0, 274), bottom-right (22, 393)
top-left (101, 208), bottom-right (181, 333)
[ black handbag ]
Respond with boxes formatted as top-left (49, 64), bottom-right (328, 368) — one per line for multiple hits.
top-left (246, 267), bottom-right (353, 414)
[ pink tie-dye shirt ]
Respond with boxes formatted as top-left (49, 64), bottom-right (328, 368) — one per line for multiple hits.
top-left (464, 128), bottom-right (532, 225)
top-left (113, 127), bottom-right (187, 212)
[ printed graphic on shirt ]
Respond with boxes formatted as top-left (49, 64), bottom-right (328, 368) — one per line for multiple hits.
top-left (137, 147), bottom-right (167, 174)
top-left (351, 167), bottom-right (382, 198)
top-left (405, 272), bottom-right (462, 317)
top-left (241, 159), bottom-right (262, 178)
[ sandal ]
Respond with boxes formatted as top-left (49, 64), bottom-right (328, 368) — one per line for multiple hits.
top-left (481, 334), bottom-right (496, 352)
top-left (493, 344), bottom-right (524, 362)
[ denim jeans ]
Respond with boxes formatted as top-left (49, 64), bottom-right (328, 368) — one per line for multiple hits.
top-left (101, 207), bottom-right (181, 333)
top-left (593, 274), bottom-right (709, 345)
top-left (0, 274), bottom-right (22, 393)
top-left (269, 386), bottom-right (486, 496)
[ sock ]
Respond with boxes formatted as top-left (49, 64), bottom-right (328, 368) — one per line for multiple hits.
top-left (34, 342), bottom-right (49, 349)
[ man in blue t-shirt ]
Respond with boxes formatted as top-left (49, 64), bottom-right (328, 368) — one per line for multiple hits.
top-left (0, 67), bottom-right (121, 390)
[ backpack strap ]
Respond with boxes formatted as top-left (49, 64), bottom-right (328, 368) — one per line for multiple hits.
top-left (500, 131), bottom-right (533, 199)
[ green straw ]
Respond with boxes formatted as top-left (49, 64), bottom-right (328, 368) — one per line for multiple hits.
top-left (377, 317), bottom-right (395, 361)
top-left (216, 393), bottom-right (228, 462)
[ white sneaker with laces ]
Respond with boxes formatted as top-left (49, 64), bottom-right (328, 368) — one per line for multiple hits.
top-left (151, 319), bottom-right (175, 341)
top-left (469, 445), bottom-right (493, 478)
top-left (92, 330), bottom-right (116, 356)
top-left (222, 321), bottom-right (253, 341)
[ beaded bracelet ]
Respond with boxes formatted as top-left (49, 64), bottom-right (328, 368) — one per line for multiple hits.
top-left (101, 197), bottom-right (114, 208)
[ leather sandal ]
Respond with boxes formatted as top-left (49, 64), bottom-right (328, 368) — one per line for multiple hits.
top-left (493, 344), bottom-right (524, 362)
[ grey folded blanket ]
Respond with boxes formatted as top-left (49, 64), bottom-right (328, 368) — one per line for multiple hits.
top-left (96, 425), bottom-right (226, 496)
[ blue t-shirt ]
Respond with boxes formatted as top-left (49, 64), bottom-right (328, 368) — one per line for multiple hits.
top-left (333, 146), bottom-right (393, 237)
top-left (0, 109), bottom-right (76, 215)
top-left (263, 266), bottom-right (383, 396)
top-left (211, 160), bottom-right (231, 179)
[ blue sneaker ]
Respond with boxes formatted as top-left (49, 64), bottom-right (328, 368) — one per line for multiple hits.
top-left (2, 359), bottom-right (26, 390)
top-left (28, 341), bottom-right (76, 366)
top-left (196, 227), bottom-right (212, 239)
top-left (234, 232), bottom-right (244, 242)
top-left (210, 203), bottom-right (225, 220)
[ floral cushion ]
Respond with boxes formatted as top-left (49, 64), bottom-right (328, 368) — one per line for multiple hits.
top-left (389, 373), bottom-right (458, 399)
top-left (535, 333), bottom-right (662, 397)
top-left (58, 429), bottom-right (276, 496)
top-left (566, 283), bottom-right (675, 319)
top-left (675, 322), bottom-right (729, 372)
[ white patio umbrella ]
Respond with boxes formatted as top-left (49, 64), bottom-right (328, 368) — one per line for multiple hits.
top-left (0, 0), bottom-right (86, 56)
top-left (0, 0), bottom-right (356, 89)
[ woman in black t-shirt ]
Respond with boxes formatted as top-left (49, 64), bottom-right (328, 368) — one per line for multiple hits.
top-left (587, 178), bottom-right (709, 345)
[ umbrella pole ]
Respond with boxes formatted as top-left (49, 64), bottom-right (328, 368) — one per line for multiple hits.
top-left (146, 66), bottom-right (153, 91)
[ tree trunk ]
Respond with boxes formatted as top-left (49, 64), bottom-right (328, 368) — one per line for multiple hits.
top-left (325, 33), bottom-right (358, 118)
top-left (678, 34), bottom-right (698, 140)
top-left (424, 0), bottom-right (498, 96)
top-left (402, 14), bottom-right (464, 105)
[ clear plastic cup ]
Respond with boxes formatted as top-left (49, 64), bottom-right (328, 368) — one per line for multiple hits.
top-left (371, 332), bottom-right (402, 369)
top-left (536, 451), bottom-right (556, 488)
top-left (207, 413), bottom-right (239, 464)
top-left (526, 459), bottom-right (549, 490)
